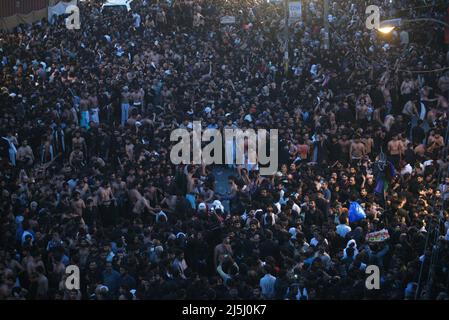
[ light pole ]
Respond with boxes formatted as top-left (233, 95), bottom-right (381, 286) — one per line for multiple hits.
top-left (284, 0), bottom-right (289, 73)
top-left (323, 0), bottom-right (330, 50)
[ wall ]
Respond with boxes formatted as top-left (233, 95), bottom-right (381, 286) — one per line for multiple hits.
top-left (0, 0), bottom-right (49, 31)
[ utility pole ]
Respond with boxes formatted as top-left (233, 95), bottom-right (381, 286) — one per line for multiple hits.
top-left (284, 0), bottom-right (289, 73)
top-left (323, 0), bottom-right (330, 50)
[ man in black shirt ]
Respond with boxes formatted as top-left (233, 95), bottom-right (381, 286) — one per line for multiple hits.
top-left (336, 102), bottom-right (354, 124)
top-left (412, 120), bottom-right (426, 145)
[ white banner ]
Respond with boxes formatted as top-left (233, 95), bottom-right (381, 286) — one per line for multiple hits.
top-left (48, 0), bottom-right (78, 23)
top-left (102, 0), bottom-right (134, 11)
top-left (220, 16), bottom-right (236, 24)
top-left (289, 1), bottom-right (302, 19)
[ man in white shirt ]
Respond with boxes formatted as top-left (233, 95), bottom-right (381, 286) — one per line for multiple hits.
top-left (336, 215), bottom-right (351, 238)
top-left (133, 13), bottom-right (141, 28)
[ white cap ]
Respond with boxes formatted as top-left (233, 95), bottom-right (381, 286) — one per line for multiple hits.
top-left (155, 246), bottom-right (164, 253)
top-left (176, 232), bottom-right (186, 238)
top-left (168, 234), bottom-right (176, 241)
top-left (212, 200), bottom-right (224, 212)
top-left (98, 285), bottom-right (109, 292)
top-left (198, 203), bottom-right (207, 211)
top-left (289, 227), bottom-right (297, 236)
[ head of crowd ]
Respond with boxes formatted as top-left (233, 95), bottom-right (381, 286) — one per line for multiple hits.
top-left (1, 0), bottom-right (449, 300)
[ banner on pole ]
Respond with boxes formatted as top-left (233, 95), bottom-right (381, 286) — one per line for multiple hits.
top-left (289, 1), bottom-right (302, 20)
top-left (366, 229), bottom-right (390, 243)
top-left (220, 16), bottom-right (236, 24)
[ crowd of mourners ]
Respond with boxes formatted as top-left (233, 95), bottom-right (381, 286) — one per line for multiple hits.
top-left (1, 0), bottom-right (449, 300)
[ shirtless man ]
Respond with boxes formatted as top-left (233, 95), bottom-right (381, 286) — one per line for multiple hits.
top-left (16, 139), bottom-right (34, 167)
top-left (22, 249), bottom-right (45, 279)
top-left (128, 183), bottom-right (142, 208)
top-left (161, 193), bottom-right (178, 212)
top-left (69, 148), bottom-right (85, 170)
top-left (126, 109), bottom-right (139, 127)
top-left (121, 86), bottom-right (131, 126)
top-left (125, 139), bottom-right (135, 161)
top-left (402, 99), bottom-right (419, 119)
top-left (98, 181), bottom-right (115, 206)
top-left (349, 136), bottom-right (366, 165)
top-left (339, 134), bottom-right (351, 164)
top-left (131, 86), bottom-right (145, 114)
top-left (98, 180), bottom-right (116, 226)
top-left (381, 82), bottom-right (393, 113)
top-left (126, 168), bottom-right (136, 186)
top-left (414, 143), bottom-right (426, 162)
top-left (75, 178), bottom-right (90, 198)
top-left (72, 131), bottom-right (87, 155)
top-left (35, 266), bottom-right (49, 300)
top-left (111, 174), bottom-right (127, 208)
top-left (214, 235), bottom-right (233, 269)
top-left (200, 184), bottom-right (215, 204)
top-left (388, 135), bottom-right (404, 168)
top-left (399, 134), bottom-right (410, 153)
top-left (71, 191), bottom-right (86, 219)
top-left (400, 77), bottom-right (416, 100)
top-left (185, 165), bottom-right (197, 209)
top-left (356, 98), bottom-right (370, 124)
top-left (133, 194), bottom-right (152, 215)
top-left (362, 134), bottom-right (374, 160)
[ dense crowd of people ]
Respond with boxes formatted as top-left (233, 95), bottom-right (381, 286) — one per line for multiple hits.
top-left (1, 0), bottom-right (449, 300)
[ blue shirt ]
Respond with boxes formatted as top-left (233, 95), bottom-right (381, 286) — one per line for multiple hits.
top-left (103, 269), bottom-right (121, 294)
top-left (260, 274), bottom-right (277, 298)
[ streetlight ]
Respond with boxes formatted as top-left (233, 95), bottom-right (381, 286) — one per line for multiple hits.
top-left (377, 18), bottom-right (401, 34)
top-left (284, 0), bottom-right (289, 73)
top-left (376, 17), bottom-right (449, 34)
